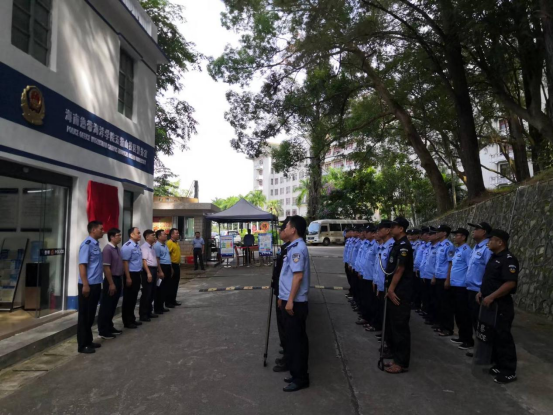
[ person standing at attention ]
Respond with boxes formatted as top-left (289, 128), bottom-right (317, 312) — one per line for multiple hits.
top-left (77, 221), bottom-right (104, 354)
top-left (166, 228), bottom-right (182, 307)
top-left (193, 231), bottom-right (205, 271)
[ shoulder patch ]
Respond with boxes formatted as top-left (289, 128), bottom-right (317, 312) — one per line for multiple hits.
top-left (508, 264), bottom-right (517, 273)
top-left (292, 253), bottom-right (301, 263)
top-left (85, 240), bottom-right (91, 245)
top-left (448, 250), bottom-right (455, 258)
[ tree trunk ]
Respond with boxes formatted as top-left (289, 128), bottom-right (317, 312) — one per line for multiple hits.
top-left (540, 0), bottom-right (553, 119)
top-left (353, 50), bottom-right (452, 214)
top-left (307, 152), bottom-right (322, 221)
top-left (437, 0), bottom-right (486, 199)
top-left (506, 114), bottom-right (530, 181)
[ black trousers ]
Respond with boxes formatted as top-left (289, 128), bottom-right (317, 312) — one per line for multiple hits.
top-left (345, 264), bottom-right (353, 295)
top-left (167, 263), bottom-right (181, 305)
top-left (122, 271), bottom-right (141, 326)
top-left (450, 286), bottom-right (473, 345)
top-left (411, 273), bottom-right (422, 310)
top-left (275, 295), bottom-right (287, 363)
top-left (467, 289), bottom-right (480, 332)
top-left (385, 296), bottom-right (411, 368)
top-left (155, 264), bottom-right (172, 312)
top-left (77, 283), bottom-right (102, 351)
top-left (244, 247), bottom-right (253, 265)
top-left (97, 275), bottom-right (122, 335)
top-left (140, 267), bottom-right (157, 318)
top-left (435, 279), bottom-right (454, 332)
top-left (281, 300), bottom-right (309, 382)
top-left (370, 290), bottom-right (385, 331)
top-left (422, 279), bottom-right (437, 322)
top-left (492, 298), bottom-right (517, 374)
top-left (360, 279), bottom-right (373, 321)
top-left (194, 248), bottom-right (205, 269)
top-left (352, 271), bottom-right (362, 305)
top-left (421, 278), bottom-right (431, 314)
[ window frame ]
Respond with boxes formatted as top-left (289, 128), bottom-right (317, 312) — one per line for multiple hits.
top-left (118, 49), bottom-right (135, 119)
top-left (11, 0), bottom-right (52, 65)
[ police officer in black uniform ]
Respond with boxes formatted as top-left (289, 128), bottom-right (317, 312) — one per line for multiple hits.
top-left (273, 217), bottom-right (291, 372)
top-left (476, 229), bottom-right (519, 384)
top-left (384, 217), bottom-right (414, 374)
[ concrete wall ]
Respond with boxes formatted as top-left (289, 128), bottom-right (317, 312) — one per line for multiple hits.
top-left (426, 179), bottom-right (553, 319)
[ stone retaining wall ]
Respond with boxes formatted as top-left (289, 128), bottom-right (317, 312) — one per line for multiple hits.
top-left (426, 179), bottom-right (553, 319)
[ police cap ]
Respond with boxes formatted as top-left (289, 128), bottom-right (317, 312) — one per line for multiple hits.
top-left (451, 227), bottom-right (469, 237)
top-left (489, 229), bottom-right (509, 243)
top-left (467, 222), bottom-right (492, 234)
top-left (377, 220), bottom-right (393, 229)
top-left (365, 223), bottom-right (377, 233)
top-left (436, 224), bottom-right (451, 235)
top-left (391, 216), bottom-right (409, 231)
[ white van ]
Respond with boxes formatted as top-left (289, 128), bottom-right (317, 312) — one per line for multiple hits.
top-left (306, 219), bottom-right (368, 246)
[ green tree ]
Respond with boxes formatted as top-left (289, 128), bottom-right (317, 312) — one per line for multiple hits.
top-left (265, 199), bottom-right (283, 217)
top-left (295, 179), bottom-right (310, 208)
top-left (244, 190), bottom-right (266, 208)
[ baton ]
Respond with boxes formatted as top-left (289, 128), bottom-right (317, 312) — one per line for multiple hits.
top-left (263, 285), bottom-right (274, 367)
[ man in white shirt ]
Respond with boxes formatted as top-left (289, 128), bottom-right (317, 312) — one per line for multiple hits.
top-left (140, 229), bottom-right (160, 322)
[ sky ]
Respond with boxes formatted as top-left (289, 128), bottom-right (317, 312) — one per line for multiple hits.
top-left (159, 0), bottom-right (253, 203)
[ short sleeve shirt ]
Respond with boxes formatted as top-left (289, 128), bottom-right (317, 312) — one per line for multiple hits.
top-left (102, 243), bottom-right (124, 277)
top-left (154, 241), bottom-right (171, 265)
top-left (121, 240), bottom-right (143, 272)
top-left (141, 243), bottom-right (157, 267)
top-left (375, 238), bottom-right (395, 292)
top-left (343, 239), bottom-right (351, 264)
top-left (363, 240), bottom-right (378, 281)
top-left (449, 244), bottom-right (472, 287)
top-left (192, 237), bottom-right (205, 249)
top-left (480, 250), bottom-right (519, 298)
top-left (435, 239), bottom-right (455, 279)
top-left (385, 236), bottom-right (414, 295)
top-left (78, 236), bottom-right (103, 284)
top-left (243, 234), bottom-right (255, 247)
top-left (421, 244), bottom-right (438, 280)
top-left (166, 239), bottom-right (181, 264)
top-left (414, 242), bottom-right (429, 272)
top-left (278, 238), bottom-right (310, 302)
top-left (466, 239), bottom-right (492, 292)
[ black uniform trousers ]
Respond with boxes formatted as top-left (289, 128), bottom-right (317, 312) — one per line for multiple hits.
top-left (385, 296), bottom-right (411, 368)
top-left (411, 272), bottom-right (422, 310)
top-left (352, 271), bottom-right (362, 305)
top-left (369, 290), bottom-right (385, 331)
top-left (435, 279), bottom-right (454, 332)
top-left (167, 263), bottom-right (181, 306)
top-left (155, 264), bottom-right (172, 312)
top-left (77, 283), bottom-right (102, 351)
top-left (492, 297), bottom-right (517, 374)
top-left (139, 266), bottom-right (157, 318)
top-left (97, 275), bottom-right (122, 336)
top-left (467, 289), bottom-right (480, 332)
top-left (275, 296), bottom-right (288, 363)
top-left (421, 278), bottom-right (431, 314)
top-left (422, 279), bottom-right (437, 322)
top-left (450, 286), bottom-right (473, 345)
top-left (122, 271), bottom-right (141, 326)
top-left (345, 264), bottom-right (353, 296)
top-left (281, 300), bottom-right (309, 383)
top-left (194, 248), bottom-right (205, 270)
top-left (360, 279), bottom-right (373, 322)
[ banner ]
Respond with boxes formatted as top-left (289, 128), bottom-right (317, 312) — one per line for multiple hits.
top-left (258, 233), bottom-right (273, 257)
top-left (220, 235), bottom-right (234, 258)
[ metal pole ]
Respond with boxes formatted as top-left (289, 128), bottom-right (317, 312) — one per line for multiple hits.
top-left (263, 286), bottom-right (274, 367)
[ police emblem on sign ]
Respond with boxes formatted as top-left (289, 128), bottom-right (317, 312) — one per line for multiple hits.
top-left (292, 253), bottom-right (300, 263)
top-left (21, 85), bottom-right (46, 125)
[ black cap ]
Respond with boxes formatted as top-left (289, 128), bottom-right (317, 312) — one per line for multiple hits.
top-left (365, 224), bottom-right (377, 232)
top-left (468, 222), bottom-right (492, 234)
top-left (451, 227), bottom-right (469, 237)
top-left (489, 229), bottom-right (509, 243)
top-left (420, 226), bottom-right (430, 234)
top-left (391, 217), bottom-right (409, 231)
top-left (279, 217), bottom-right (290, 231)
top-left (354, 226), bottom-right (364, 232)
top-left (377, 220), bottom-right (393, 229)
top-left (411, 229), bottom-right (421, 235)
top-left (428, 226), bottom-right (438, 235)
top-left (436, 224), bottom-right (451, 234)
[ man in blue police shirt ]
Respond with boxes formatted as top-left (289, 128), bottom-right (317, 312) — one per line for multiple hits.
top-left (278, 215), bottom-right (310, 392)
top-left (121, 227), bottom-right (143, 329)
top-left (433, 225), bottom-right (455, 336)
top-left (77, 221), bottom-right (105, 354)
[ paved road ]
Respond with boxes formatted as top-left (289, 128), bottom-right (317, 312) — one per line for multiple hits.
top-left (0, 246), bottom-right (552, 414)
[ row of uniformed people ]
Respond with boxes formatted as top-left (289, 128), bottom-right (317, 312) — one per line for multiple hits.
top-left (77, 221), bottom-right (183, 354)
top-left (344, 220), bottom-right (519, 384)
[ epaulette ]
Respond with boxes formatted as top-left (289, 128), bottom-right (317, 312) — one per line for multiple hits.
top-left (507, 254), bottom-right (512, 259)
top-left (400, 241), bottom-right (406, 245)
top-left (445, 241), bottom-right (451, 246)
top-left (125, 241), bottom-right (131, 246)
top-left (463, 245), bottom-right (467, 250)
top-left (289, 241), bottom-right (299, 249)
top-left (85, 240), bottom-right (91, 245)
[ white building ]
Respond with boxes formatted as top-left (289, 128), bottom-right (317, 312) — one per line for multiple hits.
top-left (0, 0), bottom-right (166, 321)
top-left (252, 142), bottom-right (357, 219)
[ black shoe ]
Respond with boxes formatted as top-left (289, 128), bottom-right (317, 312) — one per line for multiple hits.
top-left (450, 338), bottom-right (463, 344)
top-left (275, 357), bottom-right (286, 365)
top-left (124, 324), bottom-right (138, 329)
top-left (494, 374), bottom-right (517, 384)
top-left (139, 317), bottom-right (151, 322)
top-left (273, 365), bottom-right (289, 372)
top-left (284, 376), bottom-right (294, 383)
top-left (489, 366), bottom-right (501, 375)
top-left (163, 308), bottom-right (170, 312)
top-left (174, 301), bottom-right (182, 306)
top-left (100, 333), bottom-right (116, 340)
top-left (194, 268), bottom-right (198, 271)
top-left (466, 351), bottom-right (474, 357)
top-left (154, 310), bottom-right (165, 315)
top-left (458, 343), bottom-right (473, 350)
top-left (424, 321), bottom-right (434, 325)
top-left (134, 321), bottom-right (143, 326)
top-left (150, 314), bottom-right (159, 318)
top-left (78, 346), bottom-right (95, 354)
top-left (201, 268), bottom-right (205, 271)
top-left (90, 342), bottom-right (101, 348)
top-left (166, 304), bottom-right (176, 309)
top-left (111, 329), bottom-right (123, 335)
top-left (431, 324), bottom-right (441, 330)
top-left (283, 381), bottom-right (310, 392)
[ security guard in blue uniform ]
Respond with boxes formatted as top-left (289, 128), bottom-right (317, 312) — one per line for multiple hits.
top-left (382, 217), bottom-right (414, 373)
top-left (273, 217), bottom-right (291, 373)
top-left (77, 221), bottom-right (105, 353)
top-left (278, 215), bottom-right (310, 392)
top-left (414, 227), bottom-right (431, 317)
top-left (407, 229), bottom-right (422, 311)
top-left (121, 227), bottom-right (143, 329)
top-left (477, 229), bottom-right (519, 384)
top-left (358, 225), bottom-right (377, 327)
top-left (433, 225), bottom-right (455, 336)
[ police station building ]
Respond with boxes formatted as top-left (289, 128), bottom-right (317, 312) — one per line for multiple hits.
top-left (0, 0), bottom-right (166, 322)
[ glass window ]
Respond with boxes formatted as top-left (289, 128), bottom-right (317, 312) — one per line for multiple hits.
top-left (286, 186), bottom-right (290, 194)
top-left (286, 198), bottom-right (290, 205)
top-left (299, 171), bottom-right (305, 179)
top-left (320, 225), bottom-right (329, 233)
top-left (285, 210), bottom-right (290, 216)
top-left (118, 49), bottom-right (134, 119)
top-left (308, 222), bottom-right (320, 235)
top-left (330, 223), bottom-right (342, 232)
top-left (270, 178), bottom-right (273, 185)
top-left (122, 191), bottom-right (133, 243)
top-left (184, 218), bottom-right (194, 240)
top-left (280, 177), bottom-right (284, 184)
top-left (270, 189), bottom-right (273, 196)
top-left (11, 0), bottom-right (52, 65)
top-left (292, 209), bottom-right (297, 215)
top-left (280, 188), bottom-right (284, 195)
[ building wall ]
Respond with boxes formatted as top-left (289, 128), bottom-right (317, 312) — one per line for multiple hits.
top-left (0, 0), bottom-right (160, 308)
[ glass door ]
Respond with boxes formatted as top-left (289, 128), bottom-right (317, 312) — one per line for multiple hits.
top-left (36, 183), bottom-right (68, 317)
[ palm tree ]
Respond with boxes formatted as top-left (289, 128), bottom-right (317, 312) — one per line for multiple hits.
top-left (245, 190), bottom-right (267, 208)
top-left (295, 179), bottom-right (310, 207)
top-left (266, 199), bottom-right (283, 216)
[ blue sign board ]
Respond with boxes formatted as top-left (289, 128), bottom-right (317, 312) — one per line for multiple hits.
top-left (0, 63), bottom-right (155, 174)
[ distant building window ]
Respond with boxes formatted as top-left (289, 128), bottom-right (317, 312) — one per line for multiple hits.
top-left (280, 188), bottom-right (284, 195)
top-left (118, 49), bottom-right (134, 119)
top-left (286, 186), bottom-right (290, 194)
top-left (270, 189), bottom-right (273, 196)
top-left (286, 210), bottom-right (291, 216)
top-left (347, 160), bottom-right (354, 166)
top-left (292, 209), bottom-right (297, 215)
top-left (286, 198), bottom-right (290, 205)
top-left (334, 161), bottom-right (343, 168)
top-left (499, 119), bottom-right (508, 134)
top-left (498, 161), bottom-right (511, 178)
top-left (280, 199), bottom-right (284, 206)
top-left (280, 177), bottom-right (284, 184)
top-left (11, 0), bottom-right (52, 65)
top-left (271, 168), bottom-right (274, 174)
top-left (299, 170), bottom-right (305, 179)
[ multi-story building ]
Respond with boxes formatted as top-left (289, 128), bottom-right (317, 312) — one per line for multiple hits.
top-left (0, 0), bottom-right (166, 322)
top-left (252, 143), bottom-right (357, 219)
